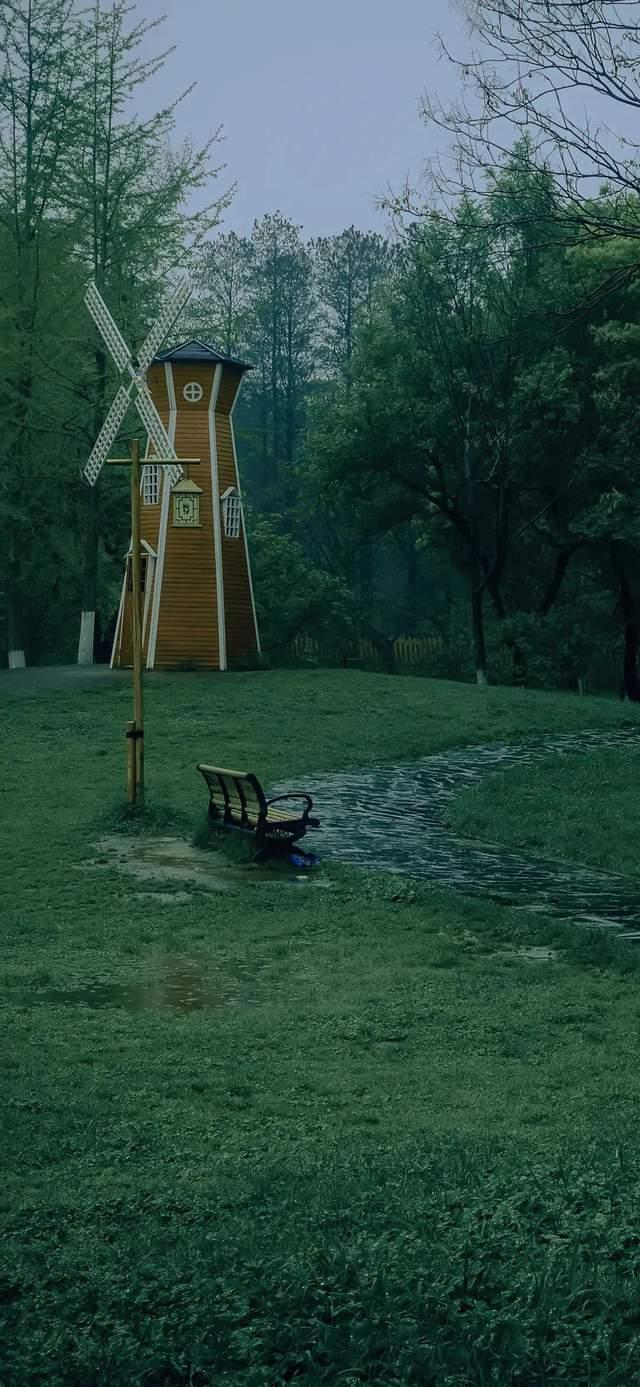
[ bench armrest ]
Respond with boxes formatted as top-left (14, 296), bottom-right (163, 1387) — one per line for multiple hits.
top-left (266, 793), bottom-right (320, 830)
top-left (266, 792), bottom-right (314, 813)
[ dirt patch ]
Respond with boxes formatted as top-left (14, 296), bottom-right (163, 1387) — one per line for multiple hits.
top-left (80, 834), bottom-right (324, 895)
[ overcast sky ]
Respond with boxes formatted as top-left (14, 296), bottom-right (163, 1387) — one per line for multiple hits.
top-left (138, 0), bottom-right (469, 238)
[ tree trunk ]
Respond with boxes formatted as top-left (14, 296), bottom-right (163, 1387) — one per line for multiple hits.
top-left (511, 641), bottom-right (527, 687)
top-left (359, 539), bottom-right (374, 623)
top-left (6, 539), bottom-right (25, 669)
top-left (260, 358), bottom-right (270, 491)
top-left (612, 550), bottom-right (640, 702)
top-left (78, 345), bottom-right (106, 663)
top-left (623, 622), bottom-right (640, 702)
top-left (77, 483), bottom-right (99, 664)
top-left (539, 548), bottom-right (575, 617)
top-left (5, 515), bottom-right (25, 671)
top-left (471, 580), bottom-right (487, 685)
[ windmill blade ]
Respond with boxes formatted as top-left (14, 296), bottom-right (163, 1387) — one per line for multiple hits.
top-left (136, 275), bottom-right (192, 375)
top-left (84, 383), bottom-right (132, 486)
top-left (159, 462), bottom-right (183, 490)
top-left (134, 381), bottom-right (175, 456)
top-left (134, 382), bottom-right (183, 488)
top-left (85, 282), bottom-right (134, 377)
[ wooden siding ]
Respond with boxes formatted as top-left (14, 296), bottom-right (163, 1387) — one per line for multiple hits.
top-left (154, 363), bottom-right (219, 669)
top-left (115, 556), bottom-right (155, 668)
top-left (118, 593), bottom-right (133, 667)
top-left (115, 360), bottom-right (258, 671)
top-left (215, 409), bottom-right (259, 661)
top-left (216, 366), bottom-right (243, 415)
top-left (114, 366), bottom-right (170, 668)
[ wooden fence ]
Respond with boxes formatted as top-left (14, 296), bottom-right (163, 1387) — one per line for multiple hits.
top-left (288, 633), bottom-right (514, 683)
top-left (289, 634), bottom-right (447, 673)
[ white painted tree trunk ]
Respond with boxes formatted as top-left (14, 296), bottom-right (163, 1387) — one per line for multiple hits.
top-left (77, 610), bottom-right (95, 665)
top-left (8, 650), bottom-right (26, 669)
top-left (476, 667), bottom-right (488, 686)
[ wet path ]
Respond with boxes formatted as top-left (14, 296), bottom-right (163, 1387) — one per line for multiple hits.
top-left (276, 728), bottom-right (640, 935)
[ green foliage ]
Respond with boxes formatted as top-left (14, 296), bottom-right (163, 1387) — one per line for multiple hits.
top-left (495, 577), bottom-right (619, 692)
top-left (249, 513), bottom-right (357, 651)
top-left (300, 150), bottom-right (640, 692)
top-left (0, 0), bottom-right (230, 665)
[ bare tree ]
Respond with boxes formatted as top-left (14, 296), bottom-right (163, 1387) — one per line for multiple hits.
top-left (313, 228), bottom-right (391, 384)
top-left (422, 1), bottom-right (640, 241)
top-left (190, 232), bottom-right (251, 357)
top-left (245, 213), bottom-right (315, 488)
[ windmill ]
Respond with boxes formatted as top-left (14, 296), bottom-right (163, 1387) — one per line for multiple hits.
top-left (83, 276), bottom-right (199, 804)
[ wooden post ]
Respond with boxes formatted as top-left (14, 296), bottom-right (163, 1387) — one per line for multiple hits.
top-left (130, 439), bottom-right (144, 805)
top-left (126, 720), bottom-right (136, 804)
top-left (106, 444), bottom-right (199, 803)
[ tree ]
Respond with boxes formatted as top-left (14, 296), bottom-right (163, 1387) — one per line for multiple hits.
top-left (68, 0), bottom-right (232, 665)
top-left (249, 513), bottom-right (355, 652)
top-left (244, 213), bottom-right (315, 494)
top-left (312, 228), bottom-right (393, 619)
top-left (313, 228), bottom-right (391, 384)
top-left (0, 0), bottom-right (83, 666)
top-left (189, 231), bottom-right (251, 357)
top-left (306, 148), bottom-right (601, 683)
top-left (426, 0), bottom-right (640, 243)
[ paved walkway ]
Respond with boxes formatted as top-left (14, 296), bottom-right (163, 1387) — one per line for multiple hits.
top-left (0, 664), bottom-right (127, 697)
top-left (273, 728), bottom-right (640, 936)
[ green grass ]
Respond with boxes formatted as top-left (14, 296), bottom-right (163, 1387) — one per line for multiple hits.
top-left (3, 669), bottom-right (640, 1385)
top-left (448, 744), bottom-right (640, 880)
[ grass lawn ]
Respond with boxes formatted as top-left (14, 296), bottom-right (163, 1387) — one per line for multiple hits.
top-left (3, 670), bottom-right (640, 1386)
top-left (447, 745), bottom-right (640, 881)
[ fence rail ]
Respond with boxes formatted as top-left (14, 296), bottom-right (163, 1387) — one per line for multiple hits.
top-left (288, 633), bottom-right (515, 683)
top-left (290, 634), bottom-right (448, 672)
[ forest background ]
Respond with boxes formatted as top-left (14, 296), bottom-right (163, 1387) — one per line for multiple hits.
top-left (4, 0), bottom-right (640, 696)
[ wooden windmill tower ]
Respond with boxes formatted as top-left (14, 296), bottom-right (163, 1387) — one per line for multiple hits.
top-left (84, 283), bottom-right (260, 672)
top-left (111, 339), bottom-right (260, 671)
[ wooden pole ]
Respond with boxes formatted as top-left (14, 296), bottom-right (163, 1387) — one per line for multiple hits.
top-left (126, 720), bottom-right (136, 804)
top-left (130, 438), bottom-right (144, 805)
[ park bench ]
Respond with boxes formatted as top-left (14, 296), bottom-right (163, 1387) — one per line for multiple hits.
top-left (196, 764), bottom-right (320, 852)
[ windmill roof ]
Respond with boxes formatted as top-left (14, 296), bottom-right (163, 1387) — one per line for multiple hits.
top-left (153, 339), bottom-right (252, 372)
top-left (172, 477), bottom-right (203, 494)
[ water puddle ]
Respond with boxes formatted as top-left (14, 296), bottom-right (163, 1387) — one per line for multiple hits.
top-left (494, 945), bottom-right (559, 963)
top-left (12, 954), bottom-right (278, 1014)
top-left (269, 727), bottom-right (640, 934)
top-left (82, 835), bottom-right (325, 897)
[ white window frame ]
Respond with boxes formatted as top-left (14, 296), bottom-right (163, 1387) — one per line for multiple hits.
top-left (142, 464), bottom-right (159, 505)
top-left (221, 487), bottom-right (241, 539)
top-left (183, 381), bottom-right (204, 403)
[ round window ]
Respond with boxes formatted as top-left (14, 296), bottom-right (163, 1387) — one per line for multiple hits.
top-left (183, 381), bottom-right (203, 403)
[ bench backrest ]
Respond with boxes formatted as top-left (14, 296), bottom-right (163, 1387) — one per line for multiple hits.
top-left (196, 764), bottom-right (267, 830)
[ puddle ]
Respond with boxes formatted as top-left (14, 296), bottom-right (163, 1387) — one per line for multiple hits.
top-left (494, 946), bottom-right (559, 963)
top-left (81, 835), bottom-right (326, 896)
top-left (11, 954), bottom-right (279, 1014)
top-left (134, 891), bottom-right (193, 905)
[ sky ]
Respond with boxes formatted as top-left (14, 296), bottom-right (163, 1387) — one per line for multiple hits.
top-left (138, 0), bottom-right (470, 238)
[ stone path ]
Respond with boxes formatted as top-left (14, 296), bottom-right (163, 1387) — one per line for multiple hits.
top-left (274, 728), bottom-right (640, 936)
